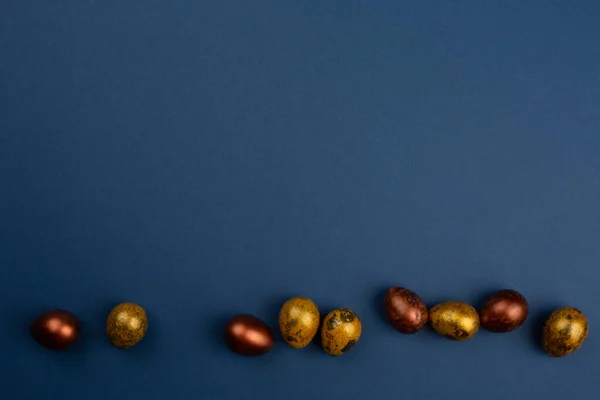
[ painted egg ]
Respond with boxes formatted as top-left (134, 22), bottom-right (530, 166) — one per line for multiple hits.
top-left (429, 301), bottom-right (479, 341)
top-left (30, 310), bottom-right (80, 350)
top-left (106, 302), bottom-right (148, 349)
top-left (321, 308), bottom-right (362, 356)
top-left (543, 307), bottom-right (588, 357)
top-left (384, 287), bottom-right (428, 334)
top-left (224, 314), bottom-right (274, 356)
top-left (279, 297), bottom-right (320, 348)
top-left (480, 289), bottom-right (528, 333)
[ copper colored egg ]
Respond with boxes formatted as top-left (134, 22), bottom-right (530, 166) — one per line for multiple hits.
top-left (30, 310), bottom-right (80, 350)
top-left (224, 314), bottom-right (274, 356)
top-left (480, 290), bottom-right (528, 333)
top-left (384, 287), bottom-right (428, 334)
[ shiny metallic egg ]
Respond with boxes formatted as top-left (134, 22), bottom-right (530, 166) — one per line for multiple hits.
top-left (279, 297), bottom-right (320, 348)
top-left (106, 302), bottom-right (148, 349)
top-left (30, 310), bottom-right (80, 350)
top-left (321, 308), bottom-right (362, 356)
top-left (543, 307), bottom-right (588, 357)
top-left (224, 314), bottom-right (274, 356)
top-left (384, 287), bottom-right (428, 334)
top-left (429, 301), bottom-right (480, 341)
top-left (480, 289), bottom-right (528, 333)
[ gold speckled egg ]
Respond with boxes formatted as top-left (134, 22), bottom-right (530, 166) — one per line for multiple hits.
top-left (106, 302), bottom-right (148, 349)
top-left (429, 301), bottom-right (479, 341)
top-left (543, 307), bottom-right (589, 357)
top-left (279, 297), bottom-right (320, 348)
top-left (321, 308), bottom-right (362, 356)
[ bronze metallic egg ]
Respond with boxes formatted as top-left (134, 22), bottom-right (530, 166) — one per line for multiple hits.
top-left (384, 287), bottom-right (428, 334)
top-left (480, 289), bottom-right (528, 333)
top-left (224, 314), bottom-right (274, 356)
top-left (30, 310), bottom-right (80, 350)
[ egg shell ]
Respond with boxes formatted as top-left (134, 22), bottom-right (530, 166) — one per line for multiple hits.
top-left (480, 289), bottom-right (528, 333)
top-left (542, 307), bottom-right (589, 357)
top-left (106, 302), bottom-right (148, 349)
top-left (384, 287), bottom-right (428, 334)
top-left (321, 308), bottom-right (362, 356)
top-left (429, 301), bottom-right (480, 341)
top-left (279, 297), bottom-right (320, 348)
top-left (30, 310), bottom-right (80, 350)
top-left (224, 314), bottom-right (274, 356)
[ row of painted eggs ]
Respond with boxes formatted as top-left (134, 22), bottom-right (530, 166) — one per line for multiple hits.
top-left (29, 288), bottom-right (589, 358)
top-left (224, 288), bottom-right (589, 358)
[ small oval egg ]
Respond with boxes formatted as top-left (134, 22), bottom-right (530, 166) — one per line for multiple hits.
top-left (106, 302), bottom-right (148, 349)
top-left (384, 287), bottom-right (428, 334)
top-left (543, 307), bottom-right (589, 357)
top-left (480, 289), bottom-right (528, 333)
top-left (30, 310), bottom-right (81, 350)
top-left (429, 301), bottom-right (479, 341)
top-left (224, 314), bottom-right (274, 356)
top-left (279, 297), bottom-right (320, 348)
top-left (321, 308), bottom-right (362, 356)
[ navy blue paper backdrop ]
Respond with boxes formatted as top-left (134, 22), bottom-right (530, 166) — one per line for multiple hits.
top-left (2, 2), bottom-right (599, 399)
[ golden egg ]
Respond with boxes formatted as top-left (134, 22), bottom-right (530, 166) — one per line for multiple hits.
top-left (279, 297), bottom-right (320, 348)
top-left (321, 308), bottom-right (362, 356)
top-left (106, 302), bottom-right (148, 349)
top-left (543, 307), bottom-right (588, 357)
top-left (429, 301), bottom-right (479, 341)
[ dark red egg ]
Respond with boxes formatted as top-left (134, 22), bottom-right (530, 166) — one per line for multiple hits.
top-left (224, 314), bottom-right (274, 356)
top-left (384, 287), bottom-right (428, 334)
top-left (30, 310), bottom-right (81, 350)
top-left (480, 289), bottom-right (528, 333)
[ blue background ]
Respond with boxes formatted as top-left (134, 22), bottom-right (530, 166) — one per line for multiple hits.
top-left (1, 1), bottom-right (599, 399)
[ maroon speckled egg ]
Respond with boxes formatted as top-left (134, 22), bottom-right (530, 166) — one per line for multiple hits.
top-left (384, 287), bottom-right (428, 334)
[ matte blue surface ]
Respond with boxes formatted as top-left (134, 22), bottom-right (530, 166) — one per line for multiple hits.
top-left (2, 1), bottom-right (600, 399)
